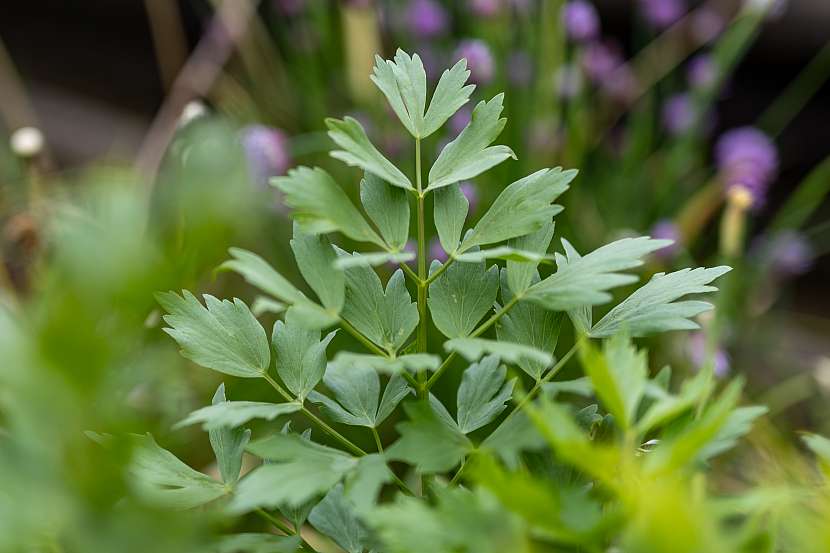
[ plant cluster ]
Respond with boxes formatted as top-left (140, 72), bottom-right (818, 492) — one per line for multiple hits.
top-left (144, 51), bottom-right (830, 553)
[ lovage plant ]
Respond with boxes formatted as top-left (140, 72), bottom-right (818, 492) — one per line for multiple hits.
top-left (141, 51), bottom-right (811, 552)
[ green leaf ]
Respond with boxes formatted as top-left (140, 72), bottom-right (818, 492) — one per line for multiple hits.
top-left (506, 220), bottom-right (556, 295)
top-left (221, 249), bottom-right (335, 328)
top-left (370, 50), bottom-right (474, 139)
top-left (331, 351), bottom-right (441, 374)
top-left (360, 172), bottom-right (410, 250)
top-left (176, 400), bottom-right (301, 431)
top-left (433, 184), bottom-right (469, 254)
top-left (157, 291), bottom-right (270, 378)
top-left (444, 337), bottom-right (553, 368)
top-left (340, 257), bottom-right (419, 353)
top-left (524, 237), bottom-right (671, 311)
top-left (428, 258), bottom-right (499, 339)
top-left (343, 453), bottom-right (393, 514)
top-left (387, 400), bottom-right (472, 473)
top-left (589, 266), bottom-right (731, 338)
top-left (453, 246), bottom-right (554, 264)
top-left (460, 168), bottom-right (573, 251)
top-left (645, 379), bottom-right (743, 474)
top-left (221, 248), bottom-right (306, 305)
top-left (636, 368), bottom-right (713, 435)
top-left (231, 433), bottom-right (357, 512)
top-left (290, 224), bottom-right (344, 313)
top-left (427, 94), bottom-right (516, 191)
top-left (580, 335), bottom-right (647, 430)
top-left (698, 405), bottom-right (767, 462)
top-left (423, 58), bottom-right (476, 137)
top-left (308, 362), bottom-right (411, 427)
top-left (273, 166), bottom-right (385, 245)
top-left (456, 355), bottom-right (515, 433)
top-left (497, 270), bottom-right (562, 380)
top-left (479, 410), bottom-right (546, 469)
top-left (130, 434), bottom-right (228, 510)
top-left (207, 384), bottom-right (251, 485)
top-left (326, 117), bottom-right (413, 191)
top-left (309, 484), bottom-right (371, 553)
top-left (370, 50), bottom-right (427, 138)
top-left (803, 433), bottom-right (830, 473)
top-left (251, 296), bottom-right (286, 317)
top-left (333, 251), bottom-right (414, 270)
top-left (769, 154), bottom-right (830, 232)
top-left (272, 317), bottom-right (336, 401)
top-left (212, 534), bottom-right (300, 553)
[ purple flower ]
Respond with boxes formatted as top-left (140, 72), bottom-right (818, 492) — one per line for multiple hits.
top-left (429, 237), bottom-right (449, 263)
top-left (650, 219), bottom-right (681, 259)
top-left (638, 0), bottom-right (686, 30)
top-left (453, 40), bottom-right (495, 84)
top-left (687, 332), bottom-right (730, 378)
top-left (507, 50), bottom-right (533, 87)
top-left (715, 127), bottom-right (779, 207)
top-left (687, 54), bottom-right (717, 90)
top-left (761, 231), bottom-right (814, 277)
top-left (561, 1), bottom-right (600, 43)
top-left (449, 105), bottom-right (472, 136)
top-left (690, 7), bottom-right (726, 44)
top-left (469, 0), bottom-right (501, 18)
top-left (460, 182), bottom-right (479, 214)
top-left (581, 40), bottom-right (623, 83)
top-left (662, 93), bottom-right (695, 136)
top-left (406, 0), bottom-right (449, 38)
top-left (241, 125), bottom-right (291, 187)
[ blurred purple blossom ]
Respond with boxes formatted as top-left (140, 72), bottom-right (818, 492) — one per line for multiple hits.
top-left (561, 1), bottom-right (600, 43)
top-left (460, 181), bottom-right (479, 214)
top-left (416, 45), bottom-right (442, 81)
top-left (450, 105), bottom-right (473, 136)
top-left (760, 231), bottom-right (815, 277)
top-left (469, 0), bottom-right (501, 18)
top-left (429, 237), bottom-right (449, 263)
top-left (687, 332), bottom-right (730, 378)
top-left (582, 40), bottom-right (623, 83)
top-left (406, 0), bottom-right (449, 38)
top-left (454, 39), bottom-right (495, 84)
top-left (650, 219), bottom-right (681, 259)
top-left (690, 7), bottom-right (726, 44)
top-left (687, 54), bottom-right (717, 90)
top-left (638, 0), bottom-right (686, 30)
top-left (241, 125), bottom-right (292, 188)
top-left (715, 126), bottom-right (779, 207)
top-left (507, 50), bottom-right (533, 87)
top-left (662, 93), bottom-right (695, 136)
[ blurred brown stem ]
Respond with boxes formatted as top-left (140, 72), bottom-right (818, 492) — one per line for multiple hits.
top-left (135, 0), bottom-right (259, 186)
top-left (143, 0), bottom-right (189, 92)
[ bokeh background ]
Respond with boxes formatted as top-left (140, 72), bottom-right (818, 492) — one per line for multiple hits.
top-left (1, 1), bottom-right (829, 551)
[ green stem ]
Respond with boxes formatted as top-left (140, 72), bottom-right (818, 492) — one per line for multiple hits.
top-left (415, 137), bottom-right (429, 398)
top-left (399, 261), bottom-right (421, 284)
top-left (262, 373), bottom-right (366, 456)
top-left (423, 254), bottom-right (456, 286)
top-left (339, 317), bottom-right (419, 388)
top-left (255, 509), bottom-right (317, 552)
top-left (424, 295), bottom-right (522, 392)
top-left (493, 343), bottom-right (580, 434)
top-left (448, 456), bottom-right (467, 487)
top-left (371, 427), bottom-right (384, 453)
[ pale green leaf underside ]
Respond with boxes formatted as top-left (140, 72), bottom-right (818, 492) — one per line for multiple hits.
top-left (331, 351), bottom-right (441, 374)
top-left (273, 166), bottom-right (385, 245)
top-left (589, 266), bottom-right (731, 337)
top-left (175, 400), bottom-right (301, 431)
top-left (524, 237), bottom-right (672, 311)
top-left (333, 251), bottom-right (414, 270)
top-left (444, 337), bottom-right (553, 368)
top-left (208, 384), bottom-right (250, 485)
top-left (157, 291), bottom-right (270, 378)
top-left (130, 434), bottom-right (228, 510)
top-left (327, 117), bottom-right (413, 190)
top-left (460, 168), bottom-right (573, 251)
top-left (427, 94), bottom-right (515, 191)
